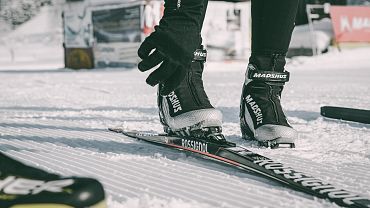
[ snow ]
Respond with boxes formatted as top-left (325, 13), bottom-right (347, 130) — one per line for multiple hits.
top-left (0, 46), bottom-right (370, 208)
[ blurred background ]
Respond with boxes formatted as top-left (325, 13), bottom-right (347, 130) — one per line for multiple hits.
top-left (0, 0), bottom-right (369, 70)
top-left (0, 2), bottom-right (369, 207)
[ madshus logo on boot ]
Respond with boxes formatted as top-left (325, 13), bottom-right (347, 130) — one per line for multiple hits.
top-left (168, 91), bottom-right (183, 113)
top-left (244, 94), bottom-right (263, 125)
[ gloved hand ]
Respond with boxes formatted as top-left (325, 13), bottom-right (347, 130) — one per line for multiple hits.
top-left (138, 26), bottom-right (200, 95)
top-left (137, 0), bottom-right (208, 95)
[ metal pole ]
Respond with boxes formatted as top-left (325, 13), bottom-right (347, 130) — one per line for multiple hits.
top-left (306, 4), bottom-right (318, 56)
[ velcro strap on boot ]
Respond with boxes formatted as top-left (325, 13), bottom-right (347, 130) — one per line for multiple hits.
top-left (248, 70), bottom-right (290, 82)
top-left (193, 48), bottom-right (207, 62)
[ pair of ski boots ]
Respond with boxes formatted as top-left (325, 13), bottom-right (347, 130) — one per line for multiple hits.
top-left (158, 47), bottom-right (297, 148)
top-left (0, 152), bottom-right (106, 208)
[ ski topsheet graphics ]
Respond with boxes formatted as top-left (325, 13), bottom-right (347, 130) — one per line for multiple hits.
top-left (109, 127), bottom-right (370, 208)
top-left (0, 152), bottom-right (106, 208)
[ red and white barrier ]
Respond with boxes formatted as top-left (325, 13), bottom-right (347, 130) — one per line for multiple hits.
top-left (330, 6), bottom-right (370, 42)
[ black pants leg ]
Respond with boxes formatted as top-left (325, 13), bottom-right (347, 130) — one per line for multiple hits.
top-left (251, 0), bottom-right (300, 56)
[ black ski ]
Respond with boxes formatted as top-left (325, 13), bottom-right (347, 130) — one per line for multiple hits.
top-left (109, 127), bottom-right (370, 208)
top-left (321, 106), bottom-right (370, 124)
top-left (0, 152), bottom-right (106, 208)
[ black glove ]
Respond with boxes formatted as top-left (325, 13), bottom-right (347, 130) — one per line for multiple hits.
top-left (138, 0), bottom-right (208, 95)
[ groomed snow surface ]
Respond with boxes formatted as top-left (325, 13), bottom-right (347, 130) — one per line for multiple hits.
top-left (0, 47), bottom-right (370, 208)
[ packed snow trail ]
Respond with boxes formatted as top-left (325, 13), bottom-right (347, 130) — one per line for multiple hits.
top-left (0, 48), bottom-right (370, 207)
top-left (0, 119), bottom-right (340, 208)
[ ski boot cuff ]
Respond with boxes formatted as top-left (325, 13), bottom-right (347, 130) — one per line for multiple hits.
top-left (249, 53), bottom-right (287, 72)
top-left (248, 64), bottom-right (290, 82)
top-left (247, 64), bottom-right (290, 86)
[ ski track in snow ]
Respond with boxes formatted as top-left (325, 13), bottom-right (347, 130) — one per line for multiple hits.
top-left (0, 48), bottom-right (370, 208)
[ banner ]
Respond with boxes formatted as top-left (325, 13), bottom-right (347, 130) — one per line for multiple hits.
top-left (330, 6), bottom-right (370, 42)
top-left (92, 6), bottom-right (141, 43)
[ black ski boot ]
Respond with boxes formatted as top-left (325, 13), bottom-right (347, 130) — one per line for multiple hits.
top-left (0, 152), bottom-right (106, 208)
top-left (240, 54), bottom-right (297, 148)
top-left (158, 47), bottom-right (224, 142)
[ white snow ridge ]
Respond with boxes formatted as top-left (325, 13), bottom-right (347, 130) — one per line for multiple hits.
top-left (0, 47), bottom-right (370, 207)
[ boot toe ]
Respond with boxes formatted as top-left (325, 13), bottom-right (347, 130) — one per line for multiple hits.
top-left (168, 108), bottom-right (223, 131)
top-left (255, 124), bottom-right (297, 143)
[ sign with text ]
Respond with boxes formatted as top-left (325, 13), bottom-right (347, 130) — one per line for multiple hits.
top-left (330, 6), bottom-right (370, 42)
top-left (92, 5), bottom-right (141, 43)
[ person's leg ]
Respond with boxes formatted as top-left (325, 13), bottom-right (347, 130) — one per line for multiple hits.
top-left (251, 0), bottom-right (298, 56)
top-left (158, 0), bottom-right (223, 140)
top-left (240, 0), bottom-right (299, 148)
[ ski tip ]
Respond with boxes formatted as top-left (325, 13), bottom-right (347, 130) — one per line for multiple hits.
top-left (108, 127), bottom-right (124, 133)
top-left (108, 127), bottom-right (162, 138)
